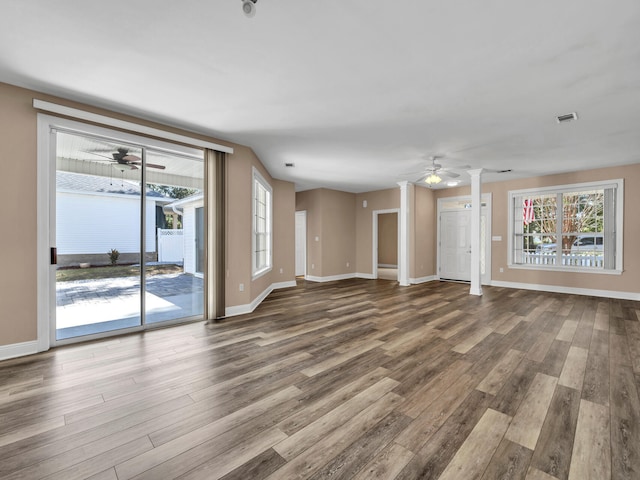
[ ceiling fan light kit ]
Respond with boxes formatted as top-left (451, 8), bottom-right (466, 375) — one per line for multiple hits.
top-left (112, 163), bottom-right (137, 172)
top-left (425, 173), bottom-right (442, 185)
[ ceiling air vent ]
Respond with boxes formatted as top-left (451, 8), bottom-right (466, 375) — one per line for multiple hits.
top-left (497, 169), bottom-right (512, 173)
top-left (284, 162), bottom-right (295, 167)
top-left (556, 112), bottom-right (578, 123)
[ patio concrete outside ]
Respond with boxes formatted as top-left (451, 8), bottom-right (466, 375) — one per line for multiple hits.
top-left (56, 272), bottom-right (204, 339)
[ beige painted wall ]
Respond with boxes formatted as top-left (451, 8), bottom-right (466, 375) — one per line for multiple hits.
top-left (321, 189), bottom-right (356, 277)
top-left (0, 83), bottom-right (38, 346)
top-left (295, 189), bottom-right (323, 276)
top-left (435, 164), bottom-right (640, 294)
top-left (225, 147), bottom-right (295, 307)
top-left (377, 213), bottom-right (398, 266)
top-left (0, 81), bottom-right (295, 348)
top-left (413, 185), bottom-right (437, 279)
top-left (295, 188), bottom-right (356, 277)
top-left (273, 179), bottom-right (296, 282)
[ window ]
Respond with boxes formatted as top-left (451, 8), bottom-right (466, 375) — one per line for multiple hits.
top-left (252, 168), bottom-right (272, 278)
top-left (508, 179), bottom-right (623, 273)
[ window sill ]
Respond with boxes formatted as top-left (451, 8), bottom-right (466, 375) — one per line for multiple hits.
top-left (508, 264), bottom-right (623, 275)
top-left (252, 266), bottom-right (272, 281)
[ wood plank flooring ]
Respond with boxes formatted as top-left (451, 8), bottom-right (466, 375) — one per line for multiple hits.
top-left (1, 279), bottom-right (639, 479)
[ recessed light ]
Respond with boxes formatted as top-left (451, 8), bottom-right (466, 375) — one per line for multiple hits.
top-left (447, 181), bottom-right (460, 187)
top-left (556, 112), bottom-right (578, 123)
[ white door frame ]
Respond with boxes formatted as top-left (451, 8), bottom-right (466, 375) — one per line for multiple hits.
top-left (372, 208), bottom-right (400, 280)
top-left (437, 193), bottom-right (492, 284)
top-left (295, 210), bottom-right (307, 278)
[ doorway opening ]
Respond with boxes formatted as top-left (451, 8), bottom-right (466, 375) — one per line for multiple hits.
top-left (373, 209), bottom-right (400, 281)
top-left (295, 211), bottom-right (307, 278)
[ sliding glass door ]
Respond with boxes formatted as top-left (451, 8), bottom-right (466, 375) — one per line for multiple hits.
top-left (144, 148), bottom-right (204, 325)
top-left (54, 129), bottom-right (204, 341)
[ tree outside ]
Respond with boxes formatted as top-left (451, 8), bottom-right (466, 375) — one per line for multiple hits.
top-left (523, 190), bottom-right (604, 253)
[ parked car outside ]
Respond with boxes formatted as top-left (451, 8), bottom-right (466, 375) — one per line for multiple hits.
top-left (570, 235), bottom-right (603, 254)
top-left (536, 243), bottom-right (556, 253)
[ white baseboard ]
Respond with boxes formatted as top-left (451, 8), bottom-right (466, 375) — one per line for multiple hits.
top-left (378, 264), bottom-right (398, 268)
top-left (272, 280), bottom-right (297, 290)
top-left (0, 341), bottom-right (38, 362)
top-left (306, 273), bottom-right (357, 283)
top-left (490, 280), bottom-right (640, 301)
top-left (410, 275), bottom-right (438, 285)
top-left (356, 272), bottom-right (376, 280)
top-left (225, 280), bottom-right (298, 317)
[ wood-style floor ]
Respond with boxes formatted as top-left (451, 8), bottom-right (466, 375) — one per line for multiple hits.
top-left (1, 279), bottom-right (639, 479)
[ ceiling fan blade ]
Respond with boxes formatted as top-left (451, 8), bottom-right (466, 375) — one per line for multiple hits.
top-left (440, 171), bottom-right (460, 178)
top-left (122, 154), bottom-right (142, 162)
top-left (146, 163), bottom-right (166, 170)
top-left (84, 151), bottom-right (114, 160)
top-left (124, 159), bottom-right (166, 169)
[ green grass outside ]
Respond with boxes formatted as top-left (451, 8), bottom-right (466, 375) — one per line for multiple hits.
top-left (56, 264), bottom-right (184, 282)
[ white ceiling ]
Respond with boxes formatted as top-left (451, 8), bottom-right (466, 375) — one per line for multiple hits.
top-left (1, 1), bottom-right (640, 192)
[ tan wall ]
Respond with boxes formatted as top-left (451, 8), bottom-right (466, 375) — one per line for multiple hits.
top-left (413, 185), bottom-right (437, 279)
top-left (0, 81), bottom-right (295, 348)
top-left (355, 189), bottom-right (400, 275)
top-left (377, 213), bottom-right (398, 266)
top-left (321, 189), bottom-right (356, 277)
top-left (435, 164), bottom-right (640, 294)
top-left (295, 188), bottom-right (355, 278)
top-left (273, 179), bottom-right (296, 282)
top-left (295, 189), bottom-right (323, 276)
top-left (298, 186), bottom-right (437, 280)
top-left (0, 83), bottom-right (38, 346)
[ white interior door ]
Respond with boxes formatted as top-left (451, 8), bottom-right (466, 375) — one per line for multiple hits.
top-left (440, 210), bottom-right (472, 281)
top-left (295, 211), bottom-right (306, 277)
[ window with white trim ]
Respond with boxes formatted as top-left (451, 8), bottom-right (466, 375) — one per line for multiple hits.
top-left (252, 168), bottom-right (272, 278)
top-left (508, 179), bottom-right (623, 273)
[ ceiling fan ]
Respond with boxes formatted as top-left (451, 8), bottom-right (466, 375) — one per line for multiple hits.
top-left (416, 156), bottom-right (469, 186)
top-left (86, 148), bottom-right (166, 171)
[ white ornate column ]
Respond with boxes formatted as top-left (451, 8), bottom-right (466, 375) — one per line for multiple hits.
top-left (468, 169), bottom-right (483, 296)
top-left (397, 181), bottom-right (410, 286)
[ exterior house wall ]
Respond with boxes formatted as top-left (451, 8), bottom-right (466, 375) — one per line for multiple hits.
top-left (183, 204), bottom-right (197, 274)
top-left (57, 192), bottom-right (157, 258)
